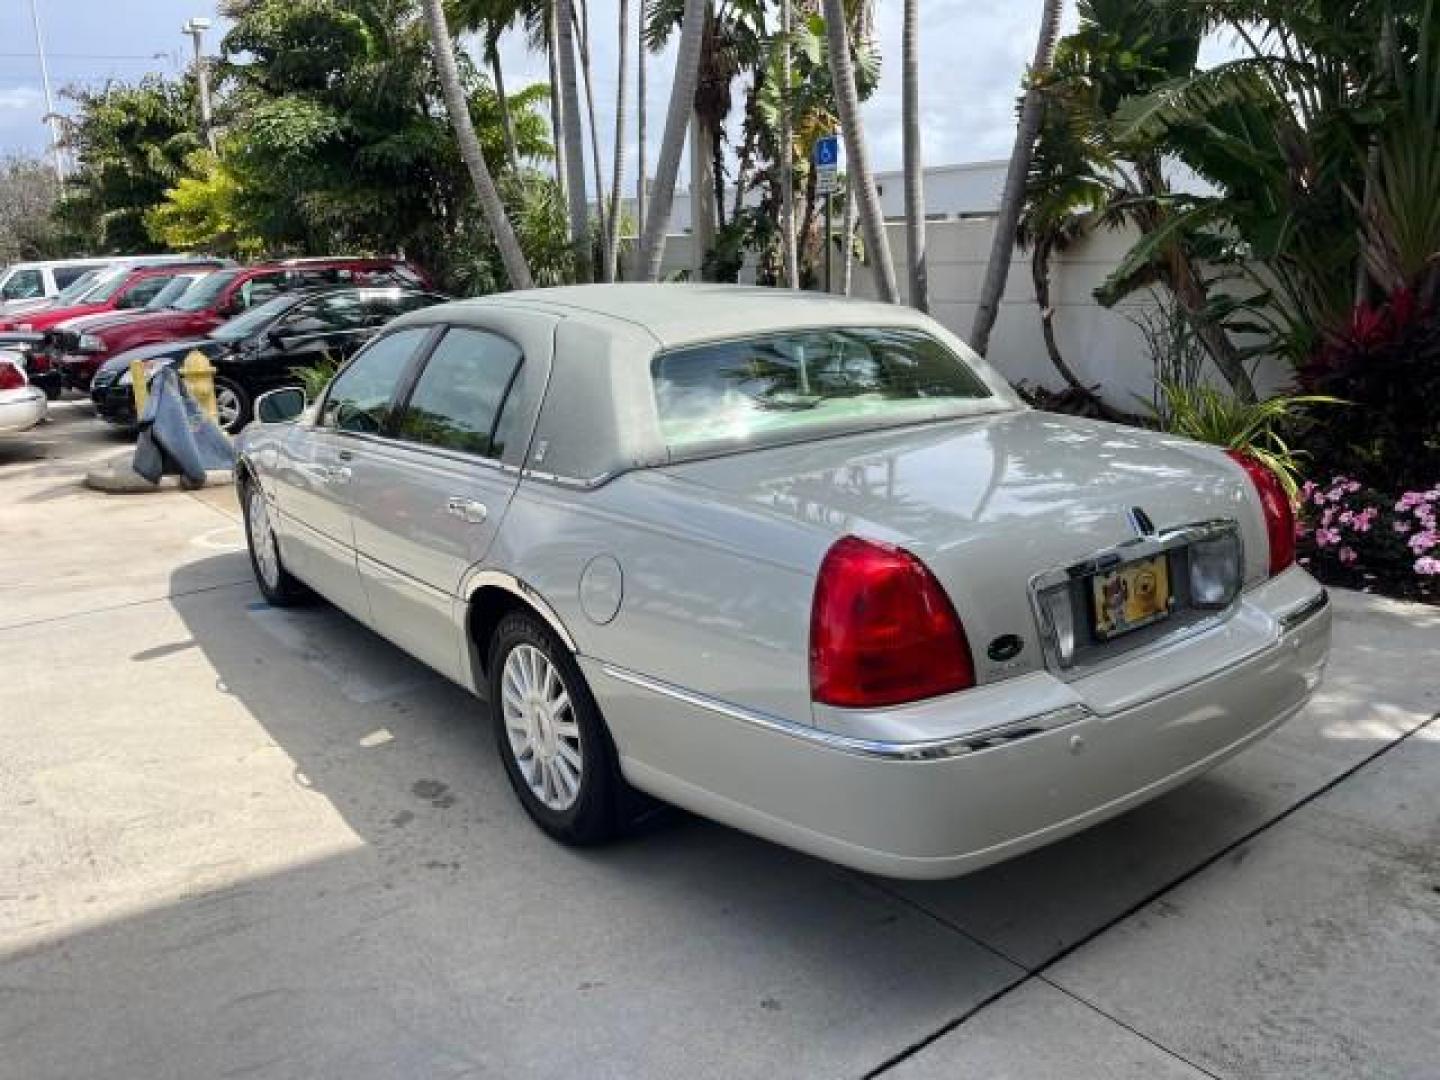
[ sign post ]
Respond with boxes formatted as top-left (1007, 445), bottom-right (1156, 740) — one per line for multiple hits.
top-left (814, 134), bottom-right (839, 292)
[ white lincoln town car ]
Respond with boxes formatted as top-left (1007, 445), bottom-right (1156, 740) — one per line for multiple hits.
top-left (235, 284), bottom-right (1331, 879)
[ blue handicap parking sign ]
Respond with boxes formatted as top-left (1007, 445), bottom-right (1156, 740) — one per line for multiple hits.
top-left (813, 134), bottom-right (839, 167)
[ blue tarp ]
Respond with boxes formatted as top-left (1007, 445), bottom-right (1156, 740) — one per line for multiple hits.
top-left (132, 367), bottom-right (235, 487)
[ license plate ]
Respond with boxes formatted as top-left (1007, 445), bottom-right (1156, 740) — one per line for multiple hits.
top-left (1091, 554), bottom-right (1172, 640)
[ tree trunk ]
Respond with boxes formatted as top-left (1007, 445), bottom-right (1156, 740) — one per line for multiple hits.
top-left (554, 0), bottom-right (591, 282)
top-left (690, 111), bottom-right (716, 279)
top-left (970, 0), bottom-right (1063, 354)
top-left (488, 39), bottom-right (519, 169)
top-left (901, 0), bottom-right (926, 311)
top-left (841, 181), bottom-right (857, 295)
top-left (547, 7), bottom-right (568, 209)
top-left (778, 0), bottom-right (798, 288)
top-left (632, 0), bottom-right (707, 282)
top-left (1032, 238), bottom-right (1111, 408)
top-left (606, 0), bottom-right (629, 281)
top-left (636, 5), bottom-right (647, 240)
top-left (420, 0), bottom-right (532, 290)
top-left (820, 0), bottom-right (898, 303)
top-left (574, 0), bottom-right (609, 278)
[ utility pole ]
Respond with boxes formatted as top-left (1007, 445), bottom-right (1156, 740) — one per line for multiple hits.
top-left (27, 0), bottom-right (63, 183)
top-left (183, 17), bottom-right (217, 153)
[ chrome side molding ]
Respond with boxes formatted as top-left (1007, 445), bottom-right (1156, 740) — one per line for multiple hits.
top-left (599, 663), bottom-right (1093, 761)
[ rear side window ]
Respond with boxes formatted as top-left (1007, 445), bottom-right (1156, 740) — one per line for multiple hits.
top-left (282, 293), bottom-right (367, 334)
top-left (651, 328), bottom-right (993, 452)
top-left (396, 328), bottom-right (521, 459)
top-left (53, 266), bottom-right (91, 289)
top-left (320, 327), bottom-right (429, 434)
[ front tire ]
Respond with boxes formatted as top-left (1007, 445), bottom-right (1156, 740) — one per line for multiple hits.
top-left (240, 476), bottom-right (308, 606)
top-left (488, 611), bottom-right (621, 845)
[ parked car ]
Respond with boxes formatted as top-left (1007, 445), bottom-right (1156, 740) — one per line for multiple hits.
top-left (0, 258), bottom-right (115, 315)
top-left (0, 254), bottom-right (233, 317)
top-left (0, 353), bottom-right (47, 435)
top-left (50, 256), bottom-right (433, 389)
top-left (0, 259), bottom-right (231, 336)
top-left (234, 285), bottom-right (1332, 879)
top-left (92, 286), bottom-right (447, 433)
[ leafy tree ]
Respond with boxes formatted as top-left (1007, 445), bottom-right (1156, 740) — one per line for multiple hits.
top-left (0, 155), bottom-right (66, 261)
top-left (144, 150), bottom-right (265, 257)
top-left (56, 76), bottom-right (204, 253)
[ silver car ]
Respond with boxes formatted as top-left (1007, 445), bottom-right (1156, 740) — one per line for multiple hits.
top-left (235, 285), bottom-right (1331, 879)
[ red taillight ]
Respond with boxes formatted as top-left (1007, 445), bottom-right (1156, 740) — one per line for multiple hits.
top-left (810, 536), bottom-right (975, 708)
top-left (0, 361), bottom-right (25, 391)
top-left (1226, 451), bottom-right (1295, 576)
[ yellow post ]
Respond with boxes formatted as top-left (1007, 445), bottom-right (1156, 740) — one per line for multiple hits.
top-left (180, 349), bottom-right (218, 422)
top-left (129, 360), bottom-right (149, 418)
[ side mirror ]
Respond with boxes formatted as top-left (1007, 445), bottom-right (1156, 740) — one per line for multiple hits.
top-left (255, 386), bottom-right (307, 424)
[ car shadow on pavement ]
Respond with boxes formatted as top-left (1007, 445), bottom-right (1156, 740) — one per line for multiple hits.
top-left (6, 553), bottom-right (1434, 1080)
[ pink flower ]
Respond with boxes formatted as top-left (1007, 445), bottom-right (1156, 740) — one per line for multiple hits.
top-left (1315, 527), bottom-right (1341, 548)
top-left (1408, 530), bottom-right (1438, 554)
top-left (1301, 480), bottom-right (1319, 503)
top-left (1394, 520), bottom-right (1412, 534)
top-left (1321, 507), bottom-right (1336, 528)
top-left (1339, 546), bottom-right (1358, 565)
top-left (1352, 507), bottom-right (1377, 533)
top-left (1338, 509), bottom-right (1355, 526)
top-left (1415, 556), bottom-right (1440, 576)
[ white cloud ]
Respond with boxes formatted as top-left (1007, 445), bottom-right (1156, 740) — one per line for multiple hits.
top-left (0, 86), bottom-right (45, 113)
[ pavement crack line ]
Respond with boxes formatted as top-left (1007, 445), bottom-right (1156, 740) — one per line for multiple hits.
top-left (861, 709), bottom-right (1440, 1078)
top-left (0, 579), bottom-right (254, 633)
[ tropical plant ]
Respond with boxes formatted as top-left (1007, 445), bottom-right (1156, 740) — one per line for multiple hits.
top-left (291, 354), bottom-right (343, 398)
top-left (1149, 382), bottom-right (1338, 497)
top-left (971, 0), bottom-right (1065, 354)
top-left (144, 150), bottom-right (265, 256)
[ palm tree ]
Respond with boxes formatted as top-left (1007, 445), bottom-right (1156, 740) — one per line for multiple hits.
top-left (546, 2), bottom-right (569, 207)
top-left (778, 0), bottom-right (798, 288)
top-left (420, 0), bottom-right (533, 289)
top-left (573, 0), bottom-right (610, 276)
top-left (553, 0), bottom-right (591, 281)
top-left (605, 0), bottom-right (630, 281)
top-left (971, 0), bottom-right (1065, 354)
top-left (901, 0), bottom-right (926, 310)
top-left (820, 0), bottom-right (897, 302)
top-left (636, 4), bottom-right (647, 239)
top-left (633, 0), bottom-right (708, 280)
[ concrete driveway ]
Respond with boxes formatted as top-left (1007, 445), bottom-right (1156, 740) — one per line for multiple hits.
top-left (3, 401), bottom-right (1438, 1080)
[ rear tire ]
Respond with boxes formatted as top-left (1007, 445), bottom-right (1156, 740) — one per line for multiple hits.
top-left (240, 476), bottom-right (309, 606)
top-left (488, 611), bottom-right (621, 845)
top-left (215, 376), bottom-right (251, 434)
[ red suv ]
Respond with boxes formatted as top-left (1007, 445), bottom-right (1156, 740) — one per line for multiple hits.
top-left (0, 260), bottom-right (231, 396)
top-left (52, 257), bottom-right (431, 390)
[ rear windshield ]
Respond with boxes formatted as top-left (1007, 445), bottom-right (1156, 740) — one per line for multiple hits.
top-left (651, 327), bottom-right (994, 453)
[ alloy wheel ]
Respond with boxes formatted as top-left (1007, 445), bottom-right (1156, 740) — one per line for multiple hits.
top-left (247, 484), bottom-right (280, 591)
top-left (501, 643), bottom-right (584, 811)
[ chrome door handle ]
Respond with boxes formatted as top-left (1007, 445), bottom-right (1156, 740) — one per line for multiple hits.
top-left (446, 497), bottom-right (488, 523)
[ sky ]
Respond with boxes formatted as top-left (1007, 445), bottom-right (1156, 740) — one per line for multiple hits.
top-left (0, 3), bottom-right (1241, 186)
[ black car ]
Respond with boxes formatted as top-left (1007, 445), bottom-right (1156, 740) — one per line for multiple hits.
top-left (91, 286), bottom-right (447, 433)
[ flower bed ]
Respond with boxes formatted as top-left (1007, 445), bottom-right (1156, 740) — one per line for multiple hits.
top-left (1295, 477), bottom-right (1440, 603)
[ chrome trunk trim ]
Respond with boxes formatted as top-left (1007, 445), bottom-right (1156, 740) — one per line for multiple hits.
top-left (1277, 588), bottom-right (1329, 632)
top-left (598, 664), bottom-right (1093, 761)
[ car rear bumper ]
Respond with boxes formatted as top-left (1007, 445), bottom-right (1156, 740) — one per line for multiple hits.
top-left (0, 386), bottom-right (48, 434)
top-left (584, 567), bottom-right (1331, 879)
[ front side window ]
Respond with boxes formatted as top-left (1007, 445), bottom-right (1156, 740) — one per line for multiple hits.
top-left (319, 327), bottom-right (429, 434)
top-left (282, 293), bottom-right (367, 335)
top-left (174, 269), bottom-right (240, 311)
top-left (1, 268), bottom-right (44, 300)
top-left (396, 328), bottom-right (521, 458)
top-left (651, 328), bottom-right (994, 453)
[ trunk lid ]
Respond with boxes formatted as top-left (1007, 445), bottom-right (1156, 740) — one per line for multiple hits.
top-left (660, 409), bottom-right (1266, 685)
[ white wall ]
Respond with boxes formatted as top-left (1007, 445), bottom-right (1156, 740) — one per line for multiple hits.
top-left (657, 216), bottom-right (1290, 407)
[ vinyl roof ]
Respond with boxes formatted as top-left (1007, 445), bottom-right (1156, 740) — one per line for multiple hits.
top-left (428, 283), bottom-right (939, 349)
